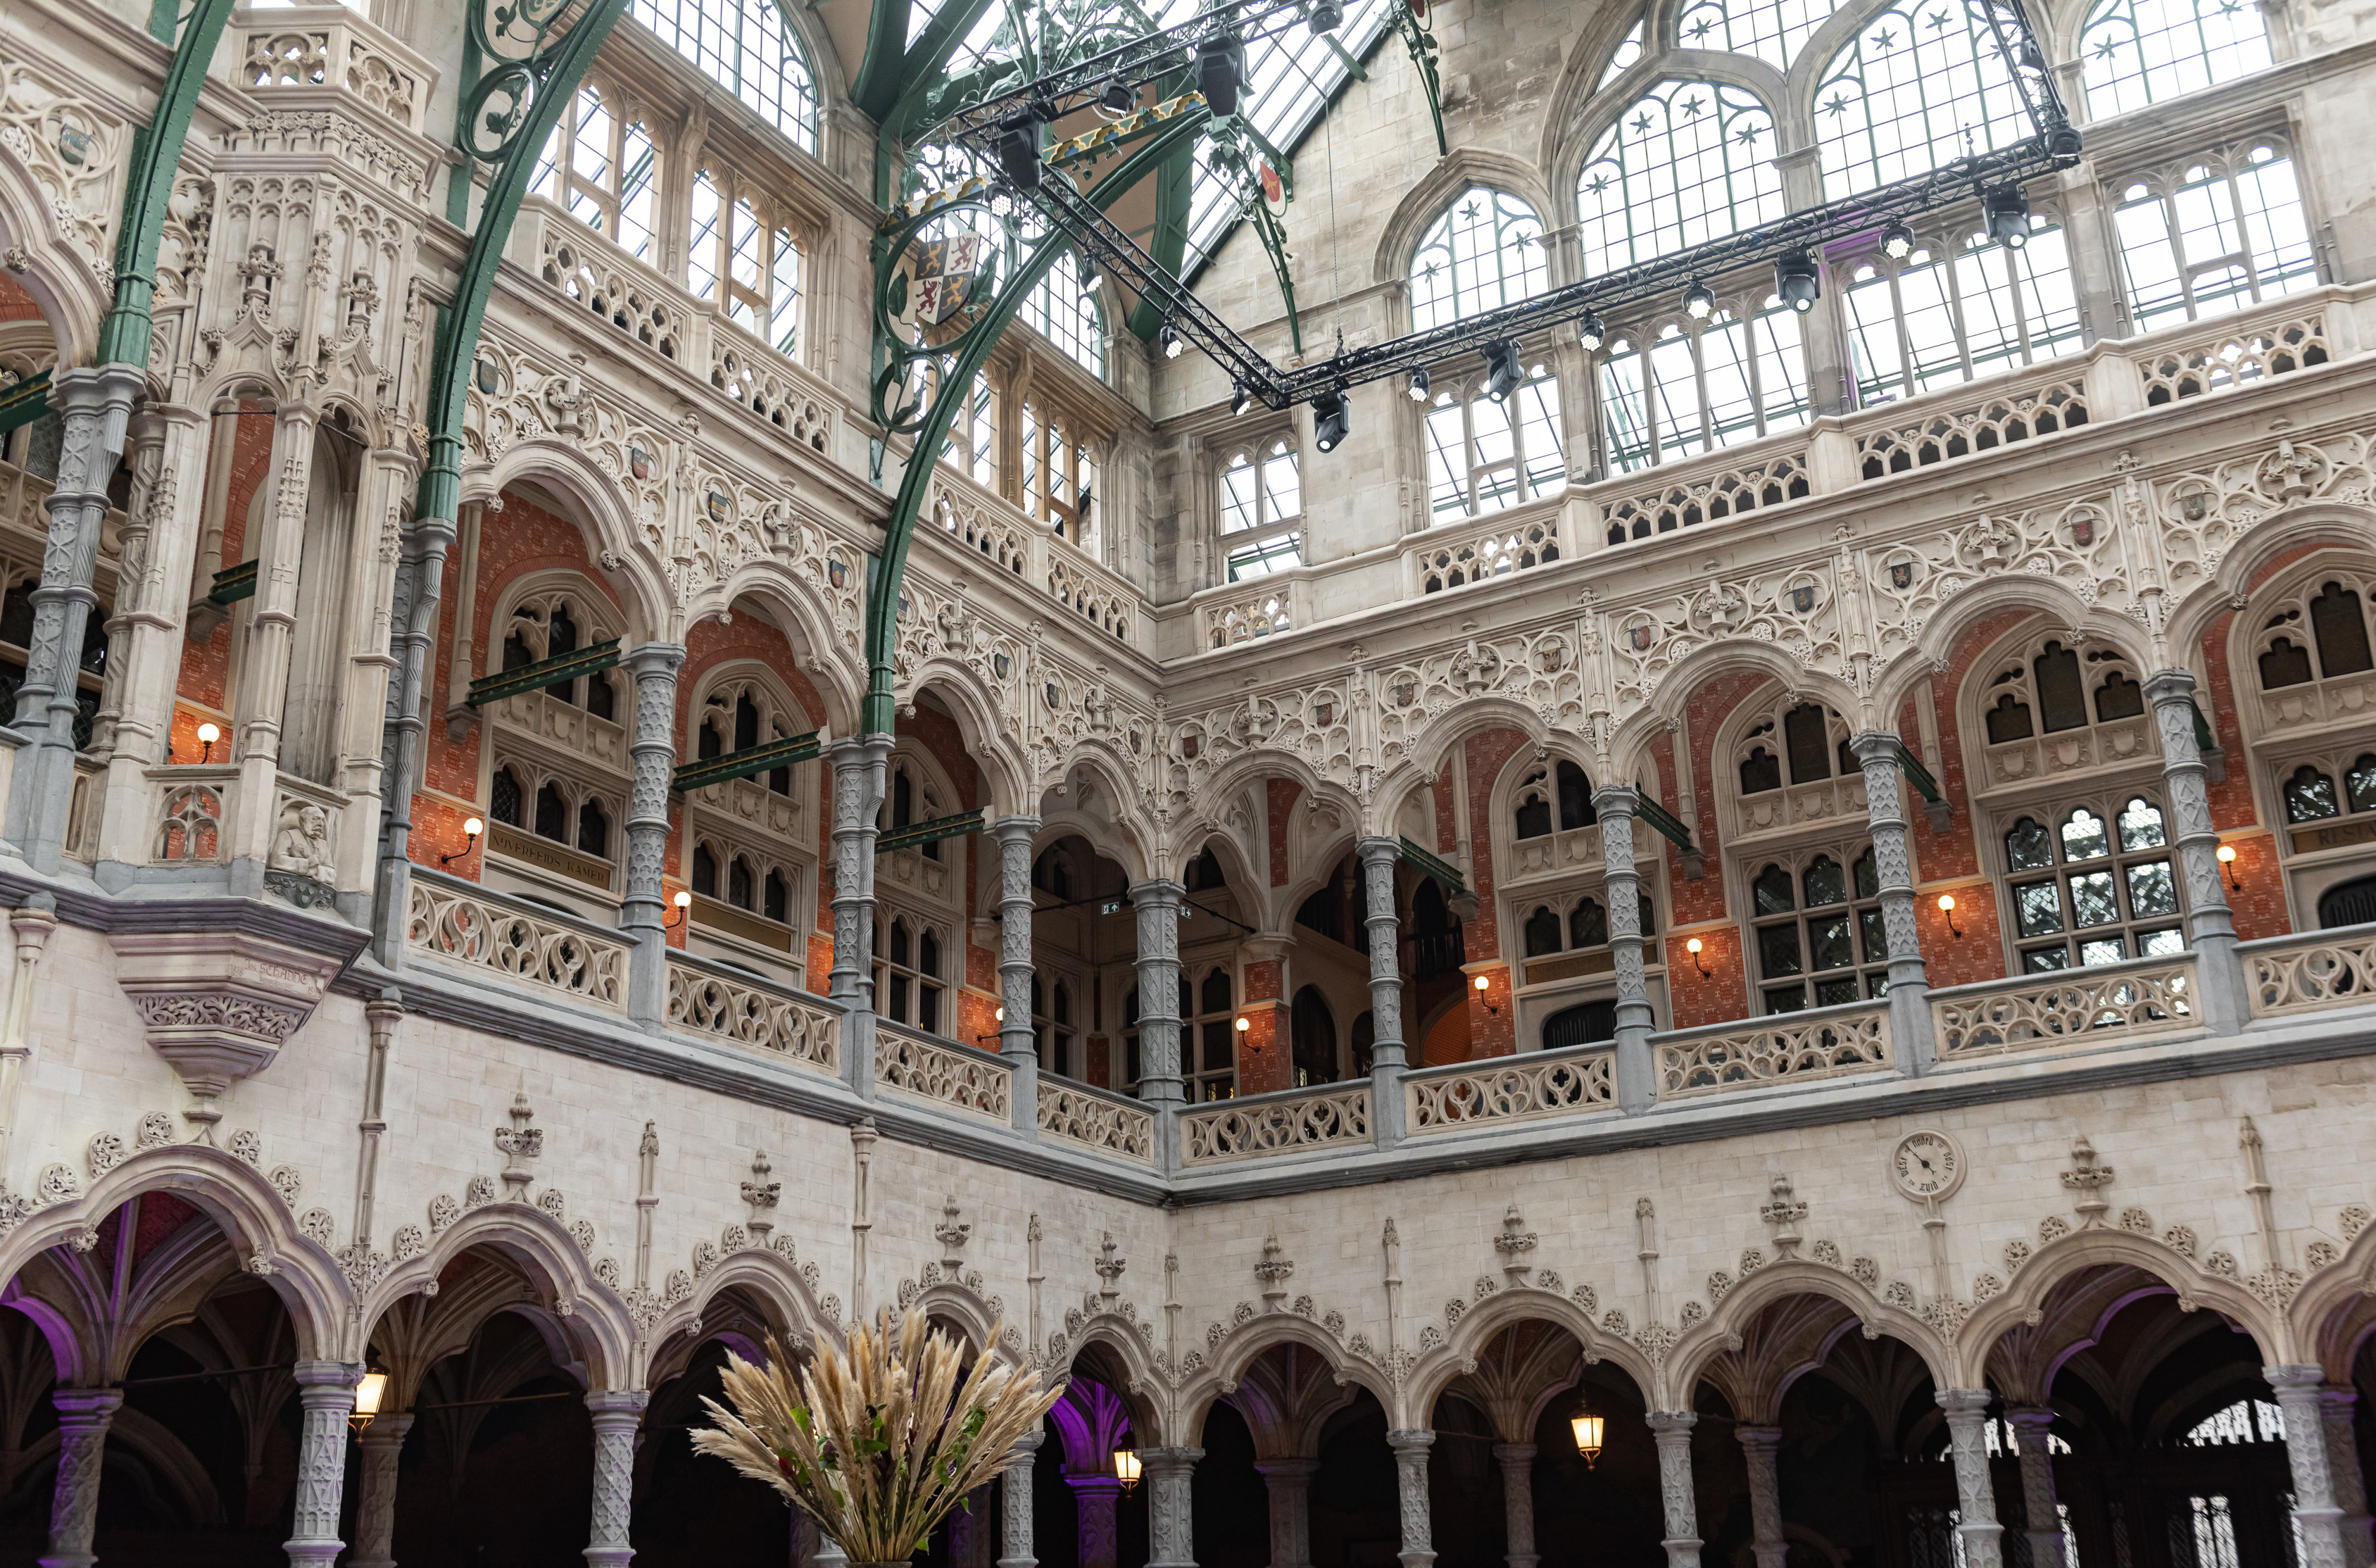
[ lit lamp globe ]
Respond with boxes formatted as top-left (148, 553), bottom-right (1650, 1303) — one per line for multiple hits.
top-left (352, 1367), bottom-right (388, 1430)
top-left (1571, 1410), bottom-right (1604, 1466)
top-left (1114, 1447), bottom-right (1142, 1494)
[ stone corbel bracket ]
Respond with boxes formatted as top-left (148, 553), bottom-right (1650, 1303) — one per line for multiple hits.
top-left (108, 929), bottom-right (346, 1136)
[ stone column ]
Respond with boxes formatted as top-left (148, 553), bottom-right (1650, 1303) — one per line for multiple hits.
top-left (2002, 1407), bottom-right (2067, 1568)
top-left (991, 815), bottom-right (1041, 1132)
top-left (1069, 1473), bottom-right (1123, 1568)
top-left (371, 496), bottom-right (459, 962)
top-left (1130, 877), bottom-right (1184, 1107)
top-left (1936, 1390), bottom-right (2006, 1568)
top-left (1647, 1411), bottom-right (1702, 1568)
top-left (1142, 1444), bottom-right (1202, 1568)
top-left (1357, 836), bottom-right (1410, 1149)
top-left (38, 1387), bottom-right (121, 1568)
top-left (1388, 1429), bottom-right (1435, 1568)
top-left (222, 402), bottom-right (324, 897)
top-left (997, 1430), bottom-right (1042, 1568)
top-left (1491, 1443), bottom-right (1537, 1568)
top-left (349, 1411), bottom-right (415, 1568)
top-left (1737, 1425), bottom-right (1787, 1568)
top-left (1258, 1457), bottom-right (1320, 1568)
top-left (621, 641), bottom-right (686, 1027)
top-left (827, 735), bottom-right (893, 1095)
top-left (2270, 1366), bottom-right (2350, 1568)
top-left (285, 1361), bottom-right (359, 1567)
top-left (2319, 1385), bottom-right (2374, 1568)
top-left (584, 1389), bottom-right (648, 1567)
top-left (1593, 785), bottom-right (1657, 1111)
top-left (6, 364), bottom-right (140, 874)
top-left (950, 1482), bottom-right (999, 1568)
top-left (2144, 670), bottom-right (2246, 1033)
top-left (1850, 732), bottom-right (1935, 1073)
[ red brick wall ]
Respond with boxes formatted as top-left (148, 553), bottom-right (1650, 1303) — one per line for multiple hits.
top-left (1669, 924), bottom-right (1745, 1029)
top-left (1662, 671), bottom-right (1765, 1021)
top-left (1238, 959), bottom-right (1285, 1092)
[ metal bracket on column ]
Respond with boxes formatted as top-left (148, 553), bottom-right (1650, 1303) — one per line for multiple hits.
top-left (0, 369), bottom-right (50, 436)
top-left (2189, 698), bottom-right (2227, 783)
top-left (876, 808), bottom-right (982, 853)
top-left (1629, 791), bottom-right (1707, 880)
top-left (206, 558), bottom-right (258, 607)
top-left (1894, 740), bottom-right (1954, 833)
top-left (465, 639), bottom-right (622, 706)
top-left (1398, 836), bottom-right (1466, 894)
top-left (669, 731), bottom-right (823, 793)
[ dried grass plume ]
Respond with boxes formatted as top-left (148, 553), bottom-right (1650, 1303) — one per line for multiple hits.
top-left (691, 1310), bottom-right (1064, 1561)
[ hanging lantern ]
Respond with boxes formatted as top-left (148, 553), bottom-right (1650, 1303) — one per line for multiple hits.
top-left (1115, 1448), bottom-right (1142, 1493)
top-left (1571, 1404), bottom-right (1604, 1467)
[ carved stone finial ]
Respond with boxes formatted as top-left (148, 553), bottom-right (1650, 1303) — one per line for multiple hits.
top-left (494, 1091), bottom-right (543, 1191)
top-left (935, 1194), bottom-right (972, 1276)
top-left (2061, 1136), bottom-right (2115, 1227)
top-left (741, 1150), bottom-right (780, 1240)
top-left (1495, 1203), bottom-right (1538, 1282)
top-left (1760, 1174), bottom-right (1809, 1260)
top-left (1255, 1231), bottom-right (1296, 1308)
top-left (1094, 1231), bottom-right (1126, 1303)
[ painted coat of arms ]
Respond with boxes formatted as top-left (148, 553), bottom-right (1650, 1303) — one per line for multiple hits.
top-left (907, 233), bottom-right (987, 327)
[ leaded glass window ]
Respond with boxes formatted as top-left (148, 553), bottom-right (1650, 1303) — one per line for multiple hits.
top-left (1423, 357), bottom-right (1565, 521)
top-left (1836, 220), bottom-right (2082, 405)
top-left (1814, 2), bottom-right (2033, 200)
top-left (1410, 188), bottom-right (1549, 331)
top-left (2110, 144), bottom-right (2317, 334)
top-left (530, 87), bottom-right (659, 264)
top-left (686, 169), bottom-right (805, 361)
top-left (1598, 16), bottom-right (1644, 84)
top-left (874, 915), bottom-right (946, 1035)
top-left (1674, 0), bottom-right (1842, 70)
top-left (1219, 440), bottom-right (1303, 580)
top-left (630, 0), bottom-right (817, 153)
top-left (1597, 296), bottom-right (1811, 472)
top-left (1748, 845), bottom-right (1890, 1012)
top-left (2002, 797), bottom-right (2186, 971)
top-left (1022, 251), bottom-right (1105, 379)
top-left (2078, 0), bottom-right (2270, 119)
top-left (1578, 82), bottom-right (1783, 275)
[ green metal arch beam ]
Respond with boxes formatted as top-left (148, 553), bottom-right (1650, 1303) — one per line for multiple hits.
top-left (862, 115), bottom-right (1203, 736)
top-left (416, 0), bottom-right (631, 526)
top-left (100, 0), bottom-right (243, 366)
top-left (1124, 142), bottom-right (1192, 342)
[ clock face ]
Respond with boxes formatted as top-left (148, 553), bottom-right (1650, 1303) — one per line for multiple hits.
top-left (1892, 1131), bottom-right (1966, 1201)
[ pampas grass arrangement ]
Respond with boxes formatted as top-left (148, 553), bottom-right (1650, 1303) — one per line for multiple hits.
top-left (691, 1309), bottom-right (1064, 1564)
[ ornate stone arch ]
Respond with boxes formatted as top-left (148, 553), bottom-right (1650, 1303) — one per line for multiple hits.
top-left (1873, 574), bottom-right (2159, 726)
top-left (906, 662), bottom-right (1031, 820)
top-left (1369, 151), bottom-right (1560, 288)
top-left (1669, 1260), bottom-right (1950, 1404)
top-left (1538, 0), bottom-right (1659, 188)
top-left (703, 567), bottom-right (867, 732)
top-left (2286, 1209), bottom-right (2376, 1380)
top-left (2176, 502), bottom-right (2376, 658)
top-left (1189, 1311), bottom-right (1399, 1433)
top-left (371, 1203), bottom-right (637, 1390)
top-left (468, 443), bottom-right (669, 646)
top-left (1606, 642), bottom-right (1863, 792)
top-left (0, 68), bottom-right (121, 368)
top-left (1414, 1286), bottom-right (1660, 1422)
top-left (646, 1244), bottom-right (841, 1383)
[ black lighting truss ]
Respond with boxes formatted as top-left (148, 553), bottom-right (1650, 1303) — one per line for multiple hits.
top-left (931, 0), bottom-right (2082, 413)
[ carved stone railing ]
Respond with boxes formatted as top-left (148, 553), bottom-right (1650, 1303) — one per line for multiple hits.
top-left (1853, 377), bottom-right (2089, 479)
top-left (875, 1026), bottom-right (1012, 1122)
top-left (1036, 1080), bottom-right (1157, 1164)
top-left (1405, 1048), bottom-right (1616, 1133)
top-left (1408, 507), bottom-right (1566, 596)
top-left (405, 872), bottom-right (628, 1010)
top-left (1932, 957), bottom-right (2196, 1058)
top-left (1048, 551), bottom-right (1134, 643)
top-left (2138, 311), bottom-right (2328, 406)
top-left (150, 767), bottom-right (233, 865)
top-left (2241, 925), bottom-right (2376, 1017)
top-left (1655, 1003), bottom-right (1891, 1097)
top-left (233, 4), bottom-right (435, 131)
top-left (1596, 448), bottom-right (1811, 545)
top-left (665, 955), bottom-right (839, 1073)
top-left (707, 312), bottom-right (835, 456)
top-left (1196, 581), bottom-right (1298, 649)
top-left (1179, 1083), bottom-right (1372, 1166)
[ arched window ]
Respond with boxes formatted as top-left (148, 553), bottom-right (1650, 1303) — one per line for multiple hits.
top-left (686, 168), bottom-right (805, 360)
top-left (1749, 845), bottom-right (1887, 1011)
top-left (2077, 0), bottom-right (2270, 119)
top-left (1543, 998), bottom-right (1619, 1049)
top-left (1978, 641), bottom-right (2148, 759)
top-left (489, 766), bottom-right (525, 828)
top-left (728, 853), bottom-right (756, 909)
top-left (530, 86), bottom-right (659, 263)
top-left (1409, 188), bottom-right (1548, 332)
top-left (764, 868), bottom-right (789, 922)
top-left (1674, 0), bottom-right (1842, 68)
top-left (2311, 582), bottom-right (2375, 678)
top-left (1291, 987), bottom-right (1337, 1087)
top-left (876, 914), bottom-right (946, 1035)
top-left (2285, 766), bottom-right (2339, 823)
top-left (693, 841), bottom-right (719, 897)
top-left (631, 0), bottom-right (819, 153)
top-left (1186, 847), bottom-right (1227, 892)
top-left (1022, 250), bottom-right (1104, 379)
top-left (1814, 5), bottom-right (2032, 200)
top-left (1578, 82), bottom-right (1783, 274)
top-left (1422, 349), bottom-right (1565, 522)
top-left (534, 782), bottom-right (568, 842)
top-left (577, 799), bottom-right (609, 858)
top-left (1595, 296), bottom-right (1813, 474)
top-left (1571, 897), bottom-right (1610, 949)
top-left (1219, 440), bottom-right (1303, 581)
top-left (2002, 798), bottom-right (2184, 970)
top-left (1598, 17), bottom-right (1644, 86)
top-left (2109, 144), bottom-right (2316, 334)
top-left (1525, 905), bottom-right (1563, 957)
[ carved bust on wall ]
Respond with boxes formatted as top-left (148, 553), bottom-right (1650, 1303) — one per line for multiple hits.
top-left (268, 801), bottom-right (336, 884)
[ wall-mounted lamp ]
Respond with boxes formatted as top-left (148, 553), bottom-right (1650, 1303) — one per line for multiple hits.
top-left (350, 1365), bottom-right (388, 1431)
top-left (1473, 972), bottom-right (1500, 1014)
top-left (440, 815), bottom-right (484, 867)
top-left (1114, 1447), bottom-right (1142, 1494)
top-left (665, 889), bottom-right (691, 929)
top-left (197, 721), bottom-right (220, 763)
top-left (1938, 893), bottom-right (1961, 937)
top-left (1685, 936), bottom-right (1709, 977)
top-left (1571, 1399), bottom-right (1604, 1467)
top-left (2217, 843), bottom-right (2242, 890)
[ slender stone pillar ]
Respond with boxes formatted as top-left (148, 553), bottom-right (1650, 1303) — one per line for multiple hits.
top-left (584, 1389), bottom-right (648, 1567)
top-left (38, 1387), bottom-right (121, 1568)
top-left (2144, 670), bottom-right (2246, 1033)
top-left (997, 1430), bottom-right (1042, 1568)
top-left (827, 736), bottom-right (892, 1095)
top-left (622, 642), bottom-right (686, 1027)
top-left (1593, 785), bottom-right (1657, 1111)
top-left (1258, 1457), bottom-right (1319, 1568)
top-left (2270, 1366), bottom-right (2350, 1568)
top-left (991, 815), bottom-right (1041, 1132)
top-left (1737, 1425), bottom-right (1787, 1568)
top-left (950, 1482), bottom-right (998, 1568)
top-left (1357, 835), bottom-right (1410, 1148)
top-left (1070, 1473), bottom-right (1124, 1568)
top-left (1936, 1390), bottom-right (2006, 1568)
top-left (1647, 1411), bottom-right (1702, 1568)
top-left (1850, 732), bottom-right (1936, 1073)
top-left (1143, 1444), bottom-right (1202, 1568)
top-left (285, 1361), bottom-right (359, 1567)
top-left (372, 504), bottom-right (460, 966)
top-left (2002, 1407), bottom-right (2067, 1568)
top-left (1388, 1430), bottom-right (1435, 1568)
top-left (350, 1411), bottom-right (415, 1568)
top-left (1130, 877), bottom-right (1184, 1108)
top-left (7, 364), bottom-right (140, 874)
top-left (2320, 1385), bottom-right (2374, 1568)
top-left (1491, 1443), bottom-right (1538, 1568)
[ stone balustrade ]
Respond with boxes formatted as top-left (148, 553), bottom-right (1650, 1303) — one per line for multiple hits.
top-left (1404, 1047), bottom-right (1617, 1133)
top-left (1180, 1083), bottom-right (1372, 1166)
top-left (1035, 1080), bottom-right (1158, 1164)
top-left (876, 1025), bottom-right (1013, 1122)
top-left (665, 954), bottom-right (841, 1073)
top-left (1932, 957), bottom-right (2197, 1058)
top-left (2241, 923), bottom-right (2376, 1016)
top-left (405, 872), bottom-right (630, 1011)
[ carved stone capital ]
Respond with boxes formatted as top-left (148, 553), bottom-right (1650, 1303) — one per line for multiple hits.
top-left (108, 928), bottom-right (345, 1127)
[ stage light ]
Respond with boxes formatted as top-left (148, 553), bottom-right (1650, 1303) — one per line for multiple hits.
top-left (1579, 310), bottom-right (1606, 351)
top-left (1985, 184), bottom-right (2031, 249)
top-left (1231, 382), bottom-right (1253, 416)
top-left (1683, 278), bottom-right (1715, 319)
top-left (1774, 248), bottom-right (1819, 314)
top-left (1196, 30), bottom-right (1244, 117)
top-left (1309, 0), bottom-right (1343, 31)
top-left (1483, 338), bottom-right (1524, 402)
top-left (996, 112), bottom-right (1044, 192)
top-left (1097, 74), bottom-right (1134, 119)
top-left (1161, 319), bottom-right (1183, 359)
top-left (1407, 366), bottom-right (1430, 402)
top-left (1313, 388), bottom-right (1349, 453)
top-left (1881, 220), bottom-right (1916, 261)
